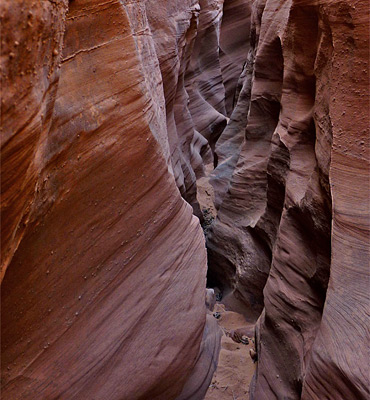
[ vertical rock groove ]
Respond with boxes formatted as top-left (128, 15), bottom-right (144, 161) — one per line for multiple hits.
top-left (1, 0), bottom-right (368, 399)
top-left (205, 1), bottom-right (368, 399)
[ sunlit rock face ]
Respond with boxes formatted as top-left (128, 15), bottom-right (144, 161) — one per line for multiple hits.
top-left (208, 0), bottom-right (369, 399)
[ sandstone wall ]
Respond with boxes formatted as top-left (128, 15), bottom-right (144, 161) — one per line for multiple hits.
top-left (208, 0), bottom-right (369, 398)
top-left (1, 1), bottom-right (222, 398)
top-left (146, 0), bottom-right (251, 219)
top-left (2, 0), bottom-right (368, 399)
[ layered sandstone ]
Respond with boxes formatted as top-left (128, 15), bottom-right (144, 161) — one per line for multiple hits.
top-left (2, 0), bottom-right (368, 399)
top-left (1, 1), bottom-right (221, 399)
top-left (146, 0), bottom-right (251, 219)
top-left (208, 0), bottom-right (369, 399)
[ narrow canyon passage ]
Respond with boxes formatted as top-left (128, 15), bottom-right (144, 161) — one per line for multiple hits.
top-left (1, 1), bottom-right (369, 400)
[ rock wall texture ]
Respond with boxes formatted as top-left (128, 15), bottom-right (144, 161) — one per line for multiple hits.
top-left (146, 0), bottom-right (251, 219)
top-left (0, 0), bottom-right (224, 398)
top-left (2, 0), bottom-right (369, 399)
top-left (207, 0), bottom-right (369, 399)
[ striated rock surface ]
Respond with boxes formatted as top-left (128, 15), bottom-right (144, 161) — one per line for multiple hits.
top-left (146, 0), bottom-right (204, 216)
top-left (2, 0), bottom-right (368, 398)
top-left (219, 0), bottom-right (251, 117)
top-left (208, 0), bottom-right (287, 319)
top-left (147, 0), bottom-right (251, 218)
top-left (1, 1), bottom-right (221, 399)
top-left (300, 1), bottom-right (369, 398)
top-left (208, 0), bottom-right (369, 399)
top-left (0, 0), bottom-right (69, 282)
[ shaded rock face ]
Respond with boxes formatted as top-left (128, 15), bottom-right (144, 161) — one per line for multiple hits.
top-left (207, 0), bottom-right (369, 399)
top-left (1, 0), bottom-right (224, 399)
top-left (146, 0), bottom-right (251, 219)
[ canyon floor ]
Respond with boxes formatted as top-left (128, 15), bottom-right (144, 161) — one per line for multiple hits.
top-left (199, 164), bottom-right (255, 400)
top-left (205, 303), bottom-right (255, 400)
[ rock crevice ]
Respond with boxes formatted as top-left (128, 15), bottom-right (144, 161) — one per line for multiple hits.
top-left (1, 0), bottom-right (368, 399)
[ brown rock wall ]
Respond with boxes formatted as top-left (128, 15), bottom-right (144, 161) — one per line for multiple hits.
top-left (146, 0), bottom-right (203, 216)
top-left (2, 0), bottom-right (368, 398)
top-left (301, 1), bottom-right (369, 398)
top-left (219, 0), bottom-right (251, 116)
top-left (0, 0), bottom-right (69, 281)
top-left (147, 0), bottom-right (252, 218)
top-left (207, 0), bottom-right (369, 398)
top-left (1, 0), bottom-right (222, 398)
top-left (208, 0), bottom-right (288, 318)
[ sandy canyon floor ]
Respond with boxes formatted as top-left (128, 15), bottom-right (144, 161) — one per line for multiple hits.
top-left (205, 303), bottom-right (255, 400)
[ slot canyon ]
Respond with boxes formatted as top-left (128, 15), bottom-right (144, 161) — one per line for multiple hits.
top-left (1, 0), bottom-right (369, 399)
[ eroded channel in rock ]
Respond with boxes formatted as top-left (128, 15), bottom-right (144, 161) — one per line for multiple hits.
top-left (1, 0), bottom-right (368, 399)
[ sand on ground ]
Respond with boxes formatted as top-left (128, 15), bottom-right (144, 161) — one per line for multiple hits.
top-left (205, 303), bottom-right (256, 400)
top-left (198, 163), bottom-right (256, 400)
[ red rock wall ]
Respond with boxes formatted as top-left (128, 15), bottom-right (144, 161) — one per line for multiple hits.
top-left (1, 1), bottom-right (222, 398)
top-left (208, 0), bottom-right (369, 398)
top-left (0, 0), bottom-right (69, 282)
top-left (301, 1), bottom-right (369, 398)
top-left (2, 0), bottom-right (368, 398)
top-left (146, 0), bottom-right (251, 219)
